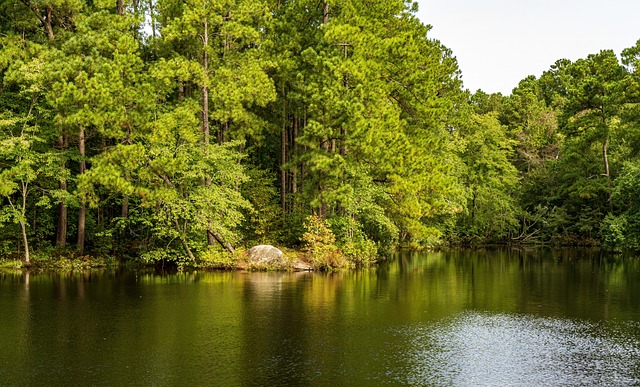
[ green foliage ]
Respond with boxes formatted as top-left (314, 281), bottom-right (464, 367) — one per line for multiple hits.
top-left (501, 76), bottom-right (561, 173)
top-left (601, 161), bottom-right (640, 249)
top-left (0, 104), bottom-right (64, 262)
top-left (156, 0), bottom-right (275, 142)
top-left (281, 208), bottom-right (308, 247)
top-left (302, 215), bottom-right (347, 270)
top-left (513, 51), bottom-right (630, 245)
top-left (272, 0), bottom-right (464, 249)
top-left (239, 167), bottom-right (282, 245)
top-left (328, 216), bottom-right (377, 266)
top-left (140, 248), bottom-right (186, 265)
top-left (453, 109), bottom-right (520, 243)
top-left (601, 213), bottom-right (629, 249)
top-left (356, 189), bottom-right (399, 248)
top-left (196, 247), bottom-right (238, 269)
top-left (81, 102), bottom-right (253, 260)
top-left (5, 0), bottom-right (640, 262)
top-left (0, 258), bottom-right (22, 269)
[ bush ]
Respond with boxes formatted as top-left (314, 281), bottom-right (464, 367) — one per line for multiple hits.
top-left (602, 213), bottom-right (628, 249)
top-left (197, 247), bottom-right (239, 269)
top-left (140, 248), bottom-right (186, 265)
top-left (302, 215), bottom-right (348, 270)
top-left (328, 216), bottom-right (379, 266)
top-left (340, 239), bottom-right (377, 266)
top-left (0, 259), bottom-right (22, 269)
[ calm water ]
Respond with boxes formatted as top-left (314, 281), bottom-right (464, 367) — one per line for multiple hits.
top-left (1, 249), bottom-right (640, 385)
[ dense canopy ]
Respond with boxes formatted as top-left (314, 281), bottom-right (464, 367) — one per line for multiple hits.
top-left (2, 0), bottom-right (640, 267)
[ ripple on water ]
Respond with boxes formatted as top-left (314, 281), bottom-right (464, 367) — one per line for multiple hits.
top-left (392, 312), bottom-right (640, 386)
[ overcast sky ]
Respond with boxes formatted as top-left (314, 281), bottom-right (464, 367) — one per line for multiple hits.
top-left (415, 0), bottom-right (640, 95)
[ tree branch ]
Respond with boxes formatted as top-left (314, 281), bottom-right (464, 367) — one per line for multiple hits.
top-left (20, 0), bottom-right (55, 40)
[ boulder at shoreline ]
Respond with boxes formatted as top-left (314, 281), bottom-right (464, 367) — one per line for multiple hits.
top-left (247, 245), bottom-right (285, 266)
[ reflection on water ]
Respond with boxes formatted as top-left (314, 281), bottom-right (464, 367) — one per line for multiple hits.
top-left (396, 312), bottom-right (640, 386)
top-left (1, 249), bottom-right (640, 385)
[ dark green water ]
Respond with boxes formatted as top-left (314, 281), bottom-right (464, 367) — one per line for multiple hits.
top-left (1, 249), bottom-right (640, 385)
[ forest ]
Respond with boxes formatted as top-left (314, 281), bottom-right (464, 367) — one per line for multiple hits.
top-left (2, 0), bottom-right (640, 268)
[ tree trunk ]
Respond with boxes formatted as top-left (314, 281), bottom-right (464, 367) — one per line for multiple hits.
top-left (148, 0), bottom-right (156, 38)
top-left (22, 3), bottom-right (64, 247)
top-left (77, 202), bottom-right (86, 254)
top-left (603, 136), bottom-right (610, 178)
top-left (132, 0), bottom-right (140, 40)
top-left (20, 186), bottom-right (30, 265)
top-left (121, 196), bottom-right (129, 218)
top-left (201, 19), bottom-right (217, 247)
top-left (116, 0), bottom-right (125, 15)
top-left (178, 80), bottom-right (185, 100)
top-left (180, 237), bottom-right (196, 261)
top-left (207, 227), bottom-right (215, 246)
top-left (320, 201), bottom-right (327, 219)
top-left (56, 181), bottom-right (68, 246)
top-left (603, 136), bottom-right (613, 213)
top-left (471, 191), bottom-right (477, 222)
top-left (292, 116), bottom-right (298, 195)
top-left (56, 133), bottom-right (68, 247)
top-left (281, 89), bottom-right (287, 214)
top-left (208, 229), bottom-right (235, 253)
top-left (202, 19), bottom-right (210, 145)
top-left (222, 122), bottom-right (229, 143)
top-left (20, 220), bottom-right (30, 265)
top-left (121, 171), bottom-right (130, 220)
top-left (43, 6), bottom-right (54, 40)
top-left (300, 109), bottom-right (306, 196)
top-left (21, 1), bottom-right (55, 41)
top-left (341, 49), bottom-right (348, 157)
top-left (77, 127), bottom-right (86, 254)
top-left (323, 2), bottom-right (329, 24)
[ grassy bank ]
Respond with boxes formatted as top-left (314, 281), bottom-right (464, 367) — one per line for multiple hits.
top-left (0, 248), bottom-right (318, 272)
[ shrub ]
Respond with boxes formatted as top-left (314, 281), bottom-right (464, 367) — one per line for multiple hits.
top-left (197, 247), bottom-right (239, 269)
top-left (328, 216), bottom-right (378, 266)
top-left (302, 215), bottom-right (348, 270)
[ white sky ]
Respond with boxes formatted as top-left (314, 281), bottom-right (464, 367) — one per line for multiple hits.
top-left (415, 0), bottom-right (640, 95)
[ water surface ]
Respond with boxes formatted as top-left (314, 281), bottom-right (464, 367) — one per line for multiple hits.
top-left (1, 249), bottom-right (639, 385)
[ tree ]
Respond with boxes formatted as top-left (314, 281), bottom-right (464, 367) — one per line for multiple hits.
top-left (501, 76), bottom-right (560, 174)
top-left (80, 101), bottom-right (251, 261)
top-left (3, 0), bottom-right (84, 249)
top-left (155, 0), bottom-right (275, 247)
top-left (532, 52), bottom-right (627, 241)
top-left (454, 107), bottom-right (520, 243)
top-left (0, 78), bottom-right (64, 263)
top-left (275, 0), bottom-right (465, 248)
top-left (563, 51), bottom-right (627, 211)
top-left (601, 161), bottom-right (640, 249)
top-left (43, 8), bottom-right (147, 253)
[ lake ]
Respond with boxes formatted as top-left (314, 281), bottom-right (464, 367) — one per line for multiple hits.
top-left (1, 248), bottom-right (640, 385)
